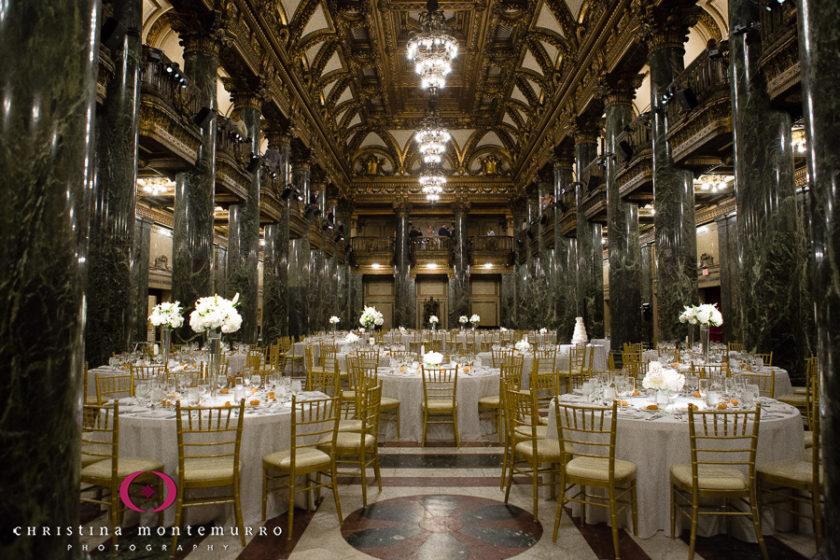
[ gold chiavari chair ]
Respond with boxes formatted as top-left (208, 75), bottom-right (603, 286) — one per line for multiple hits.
top-left (355, 361), bottom-right (401, 438)
top-left (740, 371), bottom-right (775, 398)
top-left (531, 365), bottom-right (559, 421)
top-left (320, 383), bottom-right (383, 506)
top-left (96, 372), bottom-right (133, 403)
top-left (389, 349), bottom-right (416, 363)
top-left (356, 348), bottom-right (380, 369)
top-left (246, 348), bottom-right (265, 369)
top-left (560, 345), bottom-right (594, 393)
top-left (479, 354), bottom-right (524, 441)
top-left (83, 362), bottom-right (91, 404)
top-left (752, 351), bottom-right (773, 367)
top-left (262, 395), bottom-right (342, 540)
top-left (171, 399), bottom-right (247, 549)
top-left (670, 405), bottom-right (766, 560)
top-left (758, 378), bottom-right (823, 549)
top-left (503, 387), bottom-right (564, 520)
top-left (697, 363), bottom-right (729, 379)
top-left (553, 400), bottom-right (637, 559)
top-left (726, 341), bottom-right (744, 362)
top-left (80, 402), bottom-right (165, 548)
top-left (421, 365), bottom-right (459, 446)
top-left (491, 346), bottom-right (514, 368)
top-left (131, 363), bottom-right (167, 384)
top-left (623, 342), bottom-right (643, 353)
top-left (305, 345), bottom-right (322, 391)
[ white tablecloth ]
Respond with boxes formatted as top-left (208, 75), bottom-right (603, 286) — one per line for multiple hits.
top-left (546, 395), bottom-right (803, 539)
top-left (378, 365), bottom-right (499, 443)
top-left (476, 343), bottom-right (609, 389)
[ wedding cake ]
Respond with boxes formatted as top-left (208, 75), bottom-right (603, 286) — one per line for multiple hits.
top-left (571, 317), bottom-right (588, 346)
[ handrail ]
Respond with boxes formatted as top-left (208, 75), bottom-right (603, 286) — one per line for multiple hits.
top-left (351, 236), bottom-right (395, 253)
top-left (469, 236), bottom-right (514, 252)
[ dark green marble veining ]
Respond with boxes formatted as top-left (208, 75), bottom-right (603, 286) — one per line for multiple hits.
top-left (797, 1), bottom-right (840, 556)
top-left (86, 0), bottom-right (142, 366)
top-left (575, 140), bottom-right (605, 338)
top-left (0, 2), bottom-right (100, 557)
top-left (394, 212), bottom-right (413, 328)
top-left (447, 212), bottom-right (469, 326)
top-left (716, 214), bottom-right (740, 343)
top-left (554, 162), bottom-right (578, 342)
top-left (650, 46), bottom-right (698, 343)
top-left (730, 0), bottom-right (812, 378)
top-left (262, 222), bottom-right (287, 343)
top-left (349, 273), bottom-right (364, 328)
top-left (213, 245), bottom-right (227, 298)
top-left (606, 102), bottom-right (642, 350)
top-left (172, 47), bottom-right (218, 338)
top-left (288, 237), bottom-right (310, 338)
top-left (500, 273), bottom-right (516, 328)
top-left (640, 243), bottom-right (654, 345)
top-left (226, 106), bottom-right (261, 343)
top-left (131, 217), bottom-right (152, 344)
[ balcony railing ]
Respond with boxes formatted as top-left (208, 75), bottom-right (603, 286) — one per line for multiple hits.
top-left (141, 46), bottom-right (200, 118)
top-left (351, 236), bottom-right (395, 253)
top-left (665, 50), bottom-right (730, 125)
top-left (616, 114), bottom-right (652, 166)
top-left (469, 236), bottom-right (514, 253)
top-left (410, 236), bottom-right (453, 252)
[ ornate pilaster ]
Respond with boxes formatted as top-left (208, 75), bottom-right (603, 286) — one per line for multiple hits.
top-left (603, 78), bottom-right (643, 353)
top-left (574, 121), bottom-right (605, 338)
top-left (797, 2), bottom-right (840, 555)
top-left (86, 0), bottom-right (142, 366)
top-left (0, 2), bottom-right (99, 557)
top-left (729, 0), bottom-right (811, 377)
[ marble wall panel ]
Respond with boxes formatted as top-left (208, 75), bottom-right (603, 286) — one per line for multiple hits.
top-left (575, 141), bottom-right (605, 337)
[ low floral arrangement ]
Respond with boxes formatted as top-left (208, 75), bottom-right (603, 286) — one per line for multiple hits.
top-left (679, 304), bottom-right (723, 327)
top-left (500, 326), bottom-right (508, 332)
top-left (344, 332), bottom-right (360, 343)
top-left (515, 338), bottom-right (531, 352)
top-left (359, 306), bottom-right (384, 329)
top-left (149, 301), bottom-right (184, 329)
top-left (429, 315), bottom-right (439, 325)
top-left (459, 315), bottom-right (469, 324)
top-left (329, 316), bottom-right (340, 325)
top-left (399, 326), bottom-right (407, 334)
top-left (539, 327), bottom-right (547, 334)
top-left (189, 294), bottom-right (242, 333)
top-left (422, 351), bottom-right (444, 366)
top-left (642, 361), bottom-right (685, 393)
top-left (470, 313), bottom-right (480, 325)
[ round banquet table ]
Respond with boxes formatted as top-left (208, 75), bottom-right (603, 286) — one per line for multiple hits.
top-left (477, 343), bottom-right (609, 389)
top-left (113, 392), bottom-right (327, 527)
top-left (377, 364), bottom-right (499, 443)
top-left (546, 394), bottom-right (803, 540)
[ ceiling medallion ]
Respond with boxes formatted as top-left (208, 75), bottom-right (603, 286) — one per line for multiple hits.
top-left (406, 0), bottom-right (458, 91)
top-left (415, 100), bottom-right (451, 165)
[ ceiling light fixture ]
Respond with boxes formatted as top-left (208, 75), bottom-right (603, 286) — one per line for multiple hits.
top-left (406, 0), bottom-right (458, 91)
top-left (415, 99), bottom-right (450, 165)
top-left (419, 165), bottom-right (446, 201)
top-left (137, 176), bottom-right (174, 196)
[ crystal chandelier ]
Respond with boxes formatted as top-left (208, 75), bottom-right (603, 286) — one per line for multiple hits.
top-left (419, 165), bottom-right (446, 201)
top-left (415, 103), bottom-right (450, 165)
top-left (406, 0), bottom-right (458, 91)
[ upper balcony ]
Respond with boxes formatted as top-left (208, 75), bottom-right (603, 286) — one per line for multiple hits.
top-left (350, 236), bottom-right (395, 269)
top-left (615, 114), bottom-right (653, 205)
top-left (759, 1), bottom-right (800, 105)
top-left (469, 236), bottom-right (514, 268)
top-left (410, 236), bottom-right (453, 270)
top-left (665, 50), bottom-right (732, 171)
top-left (579, 159), bottom-right (608, 223)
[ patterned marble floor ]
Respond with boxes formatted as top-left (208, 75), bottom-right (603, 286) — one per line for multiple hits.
top-left (79, 441), bottom-right (818, 559)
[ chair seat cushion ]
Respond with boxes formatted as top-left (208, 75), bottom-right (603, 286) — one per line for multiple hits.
top-left (81, 456), bottom-right (164, 481)
top-left (758, 460), bottom-right (820, 486)
top-left (380, 397), bottom-right (400, 408)
top-left (425, 399), bottom-right (455, 412)
top-left (478, 395), bottom-right (500, 407)
top-left (803, 431), bottom-right (813, 448)
top-left (514, 425), bottom-right (548, 440)
top-left (776, 393), bottom-right (807, 407)
top-left (792, 386), bottom-right (807, 395)
top-left (338, 418), bottom-right (363, 432)
top-left (181, 458), bottom-right (241, 483)
top-left (342, 390), bottom-right (356, 401)
top-left (263, 448), bottom-right (331, 473)
top-left (514, 438), bottom-right (565, 463)
top-left (566, 456), bottom-right (636, 483)
top-left (319, 431), bottom-right (375, 453)
top-left (671, 463), bottom-right (746, 491)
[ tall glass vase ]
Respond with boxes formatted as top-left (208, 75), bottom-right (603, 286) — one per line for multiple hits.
top-left (688, 325), bottom-right (696, 351)
top-left (161, 327), bottom-right (171, 366)
top-left (700, 324), bottom-right (710, 363)
top-left (207, 329), bottom-right (222, 381)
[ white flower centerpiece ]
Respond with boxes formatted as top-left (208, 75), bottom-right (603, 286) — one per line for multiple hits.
top-left (539, 327), bottom-right (547, 335)
top-left (680, 304), bottom-right (723, 361)
top-left (149, 301), bottom-right (184, 365)
top-left (422, 351), bottom-right (445, 367)
top-left (429, 315), bottom-right (439, 331)
top-left (399, 326), bottom-right (407, 335)
top-left (470, 313), bottom-right (480, 330)
top-left (344, 331), bottom-right (360, 344)
top-left (643, 360), bottom-right (686, 408)
top-left (359, 306), bottom-right (384, 332)
top-left (189, 294), bottom-right (242, 379)
top-left (515, 337), bottom-right (531, 353)
top-left (329, 315), bottom-right (340, 336)
top-left (459, 315), bottom-right (469, 331)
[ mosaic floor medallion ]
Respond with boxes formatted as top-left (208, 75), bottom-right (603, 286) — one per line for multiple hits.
top-left (341, 494), bottom-right (542, 559)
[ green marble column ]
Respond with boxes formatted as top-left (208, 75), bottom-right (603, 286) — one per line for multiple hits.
top-left (213, 244), bottom-right (227, 298)
top-left (797, 3), bottom-right (840, 555)
top-left (448, 204), bottom-right (470, 326)
top-left (730, 0), bottom-right (811, 377)
top-left (86, 0), bottom-right (142, 366)
top-left (500, 273), bottom-right (516, 329)
top-left (336, 201), bottom-right (352, 325)
top-left (0, 1), bottom-right (99, 557)
top-left (716, 213), bottom-right (740, 343)
top-left (534, 178), bottom-right (553, 328)
top-left (640, 242), bottom-right (655, 346)
top-left (649, 37), bottom-right (698, 343)
top-left (226, 99), bottom-right (261, 343)
top-left (394, 204), bottom-right (416, 328)
top-left (262, 222), bottom-right (286, 343)
top-left (554, 158), bottom-right (578, 342)
top-left (288, 236), bottom-right (310, 339)
top-left (606, 89), bottom-right (643, 352)
top-left (575, 131), bottom-right (605, 338)
top-left (512, 201), bottom-right (527, 328)
top-left (132, 217), bottom-right (152, 344)
top-left (349, 273), bottom-right (364, 328)
top-left (172, 35), bottom-right (218, 338)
